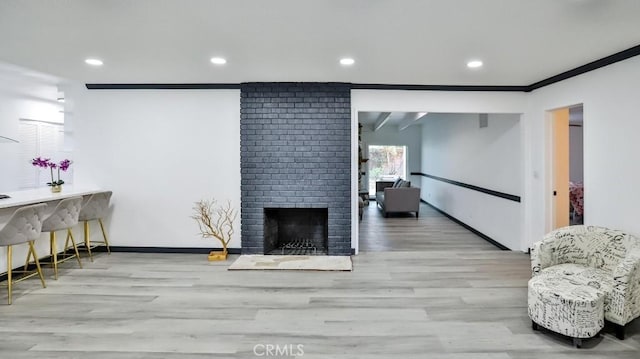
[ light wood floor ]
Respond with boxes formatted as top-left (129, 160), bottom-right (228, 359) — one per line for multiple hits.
top-left (0, 202), bottom-right (637, 358)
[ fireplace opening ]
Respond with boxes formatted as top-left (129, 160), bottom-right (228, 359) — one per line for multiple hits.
top-left (264, 208), bottom-right (328, 255)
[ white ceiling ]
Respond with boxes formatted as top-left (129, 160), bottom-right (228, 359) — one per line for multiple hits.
top-left (0, 0), bottom-right (639, 85)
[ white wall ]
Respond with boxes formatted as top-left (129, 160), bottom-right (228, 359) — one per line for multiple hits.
top-left (0, 64), bottom-right (63, 274)
top-left (523, 55), bottom-right (640, 249)
top-left (71, 87), bottom-right (241, 249)
top-left (569, 125), bottom-right (584, 183)
top-left (421, 113), bottom-right (522, 249)
top-left (351, 90), bottom-right (526, 114)
top-left (0, 65), bottom-right (63, 192)
top-left (360, 124), bottom-right (422, 191)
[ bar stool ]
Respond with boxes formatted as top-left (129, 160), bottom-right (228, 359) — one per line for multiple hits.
top-left (41, 196), bottom-right (83, 279)
top-left (78, 191), bottom-right (112, 261)
top-left (0, 203), bottom-right (47, 304)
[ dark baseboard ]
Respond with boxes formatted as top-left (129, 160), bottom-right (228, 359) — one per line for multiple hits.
top-left (420, 199), bottom-right (509, 250)
top-left (92, 246), bottom-right (242, 254)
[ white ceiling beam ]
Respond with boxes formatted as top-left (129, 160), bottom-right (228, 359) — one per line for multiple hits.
top-left (373, 112), bottom-right (392, 132)
top-left (398, 112), bottom-right (428, 131)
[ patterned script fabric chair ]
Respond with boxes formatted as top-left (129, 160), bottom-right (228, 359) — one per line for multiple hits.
top-left (78, 191), bottom-right (112, 261)
top-left (529, 225), bottom-right (640, 344)
top-left (0, 203), bottom-right (47, 304)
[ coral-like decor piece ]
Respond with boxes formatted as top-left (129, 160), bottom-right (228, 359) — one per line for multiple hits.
top-left (191, 199), bottom-right (237, 261)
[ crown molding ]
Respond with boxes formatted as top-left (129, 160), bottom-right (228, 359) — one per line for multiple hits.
top-left (86, 44), bottom-right (640, 92)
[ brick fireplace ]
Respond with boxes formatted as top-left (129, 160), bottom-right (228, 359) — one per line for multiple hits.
top-left (240, 82), bottom-right (351, 255)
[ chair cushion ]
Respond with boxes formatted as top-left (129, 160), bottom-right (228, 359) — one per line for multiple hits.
top-left (529, 264), bottom-right (606, 338)
top-left (540, 263), bottom-right (618, 322)
top-left (540, 264), bottom-right (613, 293)
top-left (42, 197), bottom-right (83, 232)
top-left (79, 191), bottom-right (112, 221)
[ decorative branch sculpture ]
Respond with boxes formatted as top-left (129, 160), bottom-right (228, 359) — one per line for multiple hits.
top-left (191, 199), bottom-right (237, 257)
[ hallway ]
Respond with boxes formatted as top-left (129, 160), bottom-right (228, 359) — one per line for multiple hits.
top-left (359, 201), bottom-right (499, 252)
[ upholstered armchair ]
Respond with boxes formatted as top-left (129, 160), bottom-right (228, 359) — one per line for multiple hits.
top-left (375, 179), bottom-right (420, 218)
top-left (530, 225), bottom-right (640, 339)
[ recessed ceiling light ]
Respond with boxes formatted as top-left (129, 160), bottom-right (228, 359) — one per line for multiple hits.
top-left (340, 58), bottom-right (355, 66)
top-left (57, 98), bottom-right (65, 103)
top-left (467, 60), bottom-right (483, 69)
top-left (85, 58), bottom-right (103, 66)
top-left (210, 57), bottom-right (227, 65)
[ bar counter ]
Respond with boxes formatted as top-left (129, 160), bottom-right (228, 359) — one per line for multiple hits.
top-left (0, 186), bottom-right (104, 209)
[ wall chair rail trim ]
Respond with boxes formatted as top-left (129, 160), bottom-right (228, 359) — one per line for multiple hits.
top-left (411, 172), bottom-right (521, 203)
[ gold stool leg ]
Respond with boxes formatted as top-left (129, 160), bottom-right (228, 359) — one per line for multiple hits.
top-left (98, 219), bottom-right (111, 254)
top-left (29, 241), bottom-right (46, 289)
top-left (24, 245), bottom-right (32, 272)
top-left (64, 234), bottom-right (70, 256)
top-left (50, 232), bottom-right (58, 280)
top-left (67, 229), bottom-right (83, 268)
top-left (84, 221), bottom-right (93, 262)
top-left (7, 245), bottom-right (12, 305)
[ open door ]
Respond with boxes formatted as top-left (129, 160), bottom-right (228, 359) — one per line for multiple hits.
top-left (552, 108), bottom-right (570, 229)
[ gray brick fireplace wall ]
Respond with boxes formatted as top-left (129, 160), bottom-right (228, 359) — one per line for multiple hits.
top-left (240, 82), bottom-right (352, 255)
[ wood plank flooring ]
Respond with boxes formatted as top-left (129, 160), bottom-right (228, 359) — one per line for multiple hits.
top-left (0, 202), bottom-right (637, 358)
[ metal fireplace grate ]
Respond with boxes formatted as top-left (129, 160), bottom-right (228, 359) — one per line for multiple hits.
top-left (270, 238), bottom-right (327, 255)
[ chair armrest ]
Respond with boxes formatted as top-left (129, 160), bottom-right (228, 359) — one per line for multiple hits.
top-left (609, 249), bottom-right (640, 325)
top-left (530, 240), bottom-right (557, 276)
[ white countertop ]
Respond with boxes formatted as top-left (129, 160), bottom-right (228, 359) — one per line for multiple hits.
top-left (0, 185), bottom-right (105, 209)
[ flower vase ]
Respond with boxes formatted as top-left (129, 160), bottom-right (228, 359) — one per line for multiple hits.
top-left (51, 185), bottom-right (62, 193)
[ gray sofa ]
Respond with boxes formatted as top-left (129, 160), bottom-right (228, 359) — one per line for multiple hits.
top-left (376, 179), bottom-right (420, 218)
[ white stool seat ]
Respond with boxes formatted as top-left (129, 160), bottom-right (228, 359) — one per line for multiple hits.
top-left (0, 203), bottom-right (47, 304)
top-left (40, 196), bottom-right (84, 279)
top-left (78, 191), bottom-right (112, 260)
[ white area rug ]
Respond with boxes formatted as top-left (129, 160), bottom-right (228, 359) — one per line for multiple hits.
top-left (228, 255), bottom-right (353, 271)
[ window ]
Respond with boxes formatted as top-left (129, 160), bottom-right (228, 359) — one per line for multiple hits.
top-left (367, 145), bottom-right (407, 195)
top-left (18, 119), bottom-right (68, 188)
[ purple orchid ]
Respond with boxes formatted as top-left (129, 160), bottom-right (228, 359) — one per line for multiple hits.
top-left (59, 159), bottom-right (72, 171)
top-left (30, 157), bottom-right (73, 187)
top-left (31, 157), bottom-right (51, 168)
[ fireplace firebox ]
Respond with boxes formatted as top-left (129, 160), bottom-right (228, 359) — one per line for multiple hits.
top-left (264, 208), bottom-right (328, 255)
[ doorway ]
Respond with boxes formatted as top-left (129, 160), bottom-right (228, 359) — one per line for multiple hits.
top-left (548, 104), bottom-right (584, 230)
